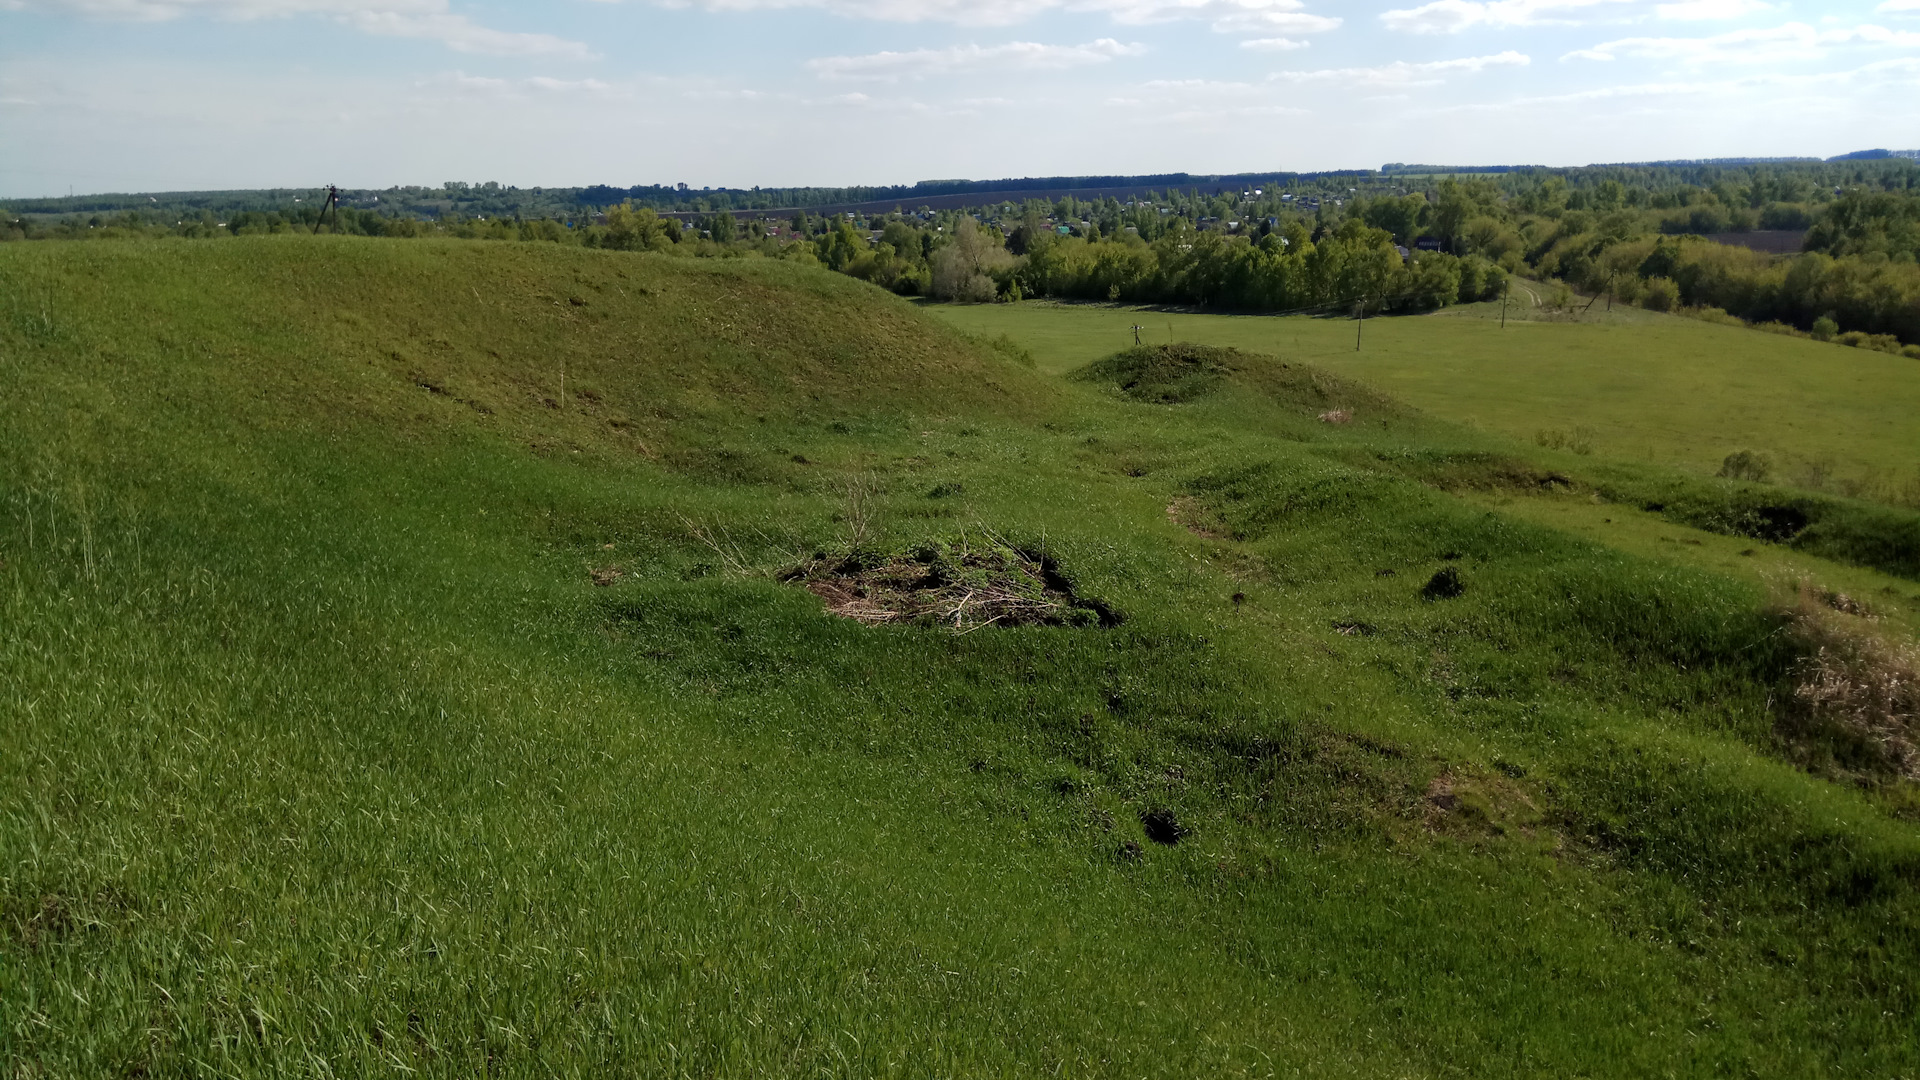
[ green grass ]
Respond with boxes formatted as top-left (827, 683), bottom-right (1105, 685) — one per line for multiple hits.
top-left (925, 295), bottom-right (1920, 504)
top-left (4, 237), bottom-right (1920, 1077)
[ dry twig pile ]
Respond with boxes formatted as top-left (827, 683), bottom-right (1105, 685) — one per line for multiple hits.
top-left (784, 536), bottom-right (1113, 632)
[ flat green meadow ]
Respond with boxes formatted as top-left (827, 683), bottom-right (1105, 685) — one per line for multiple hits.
top-left (926, 295), bottom-right (1920, 503)
top-left (3, 238), bottom-right (1919, 1077)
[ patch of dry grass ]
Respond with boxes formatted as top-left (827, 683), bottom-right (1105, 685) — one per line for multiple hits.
top-left (1774, 579), bottom-right (1920, 781)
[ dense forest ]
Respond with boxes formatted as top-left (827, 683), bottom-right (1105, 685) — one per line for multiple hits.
top-left (6, 159), bottom-right (1919, 352)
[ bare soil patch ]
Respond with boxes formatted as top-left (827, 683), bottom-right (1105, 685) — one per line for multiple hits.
top-left (785, 541), bottom-right (1120, 632)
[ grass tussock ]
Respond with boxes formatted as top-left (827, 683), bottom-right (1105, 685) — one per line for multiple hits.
top-left (1775, 579), bottom-right (1920, 781)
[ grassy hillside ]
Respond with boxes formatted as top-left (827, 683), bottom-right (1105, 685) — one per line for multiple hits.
top-left (4, 238), bottom-right (1920, 1077)
top-left (927, 296), bottom-right (1920, 507)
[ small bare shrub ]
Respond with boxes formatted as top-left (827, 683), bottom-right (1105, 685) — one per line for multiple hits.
top-left (1317, 409), bottom-right (1352, 424)
top-left (1797, 457), bottom-right (1835, 491)
top-left (1717, 450), bottom-right (1771, 483)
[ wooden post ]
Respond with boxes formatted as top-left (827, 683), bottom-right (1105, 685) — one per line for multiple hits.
top-left (311, 185), bottom-right (339, 235)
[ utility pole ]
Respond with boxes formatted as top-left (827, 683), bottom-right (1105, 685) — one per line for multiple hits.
top-left (1583, 272), bottom-right (1614, 316)
top-left (1355, 298), bottom-right (1365, 351)
top-left (311, 185), bottom-right (339, 235)
top-left (1131, 324), bottom-right (1144, 346)
top-left (1500, 279), bottom-right (1509, 329)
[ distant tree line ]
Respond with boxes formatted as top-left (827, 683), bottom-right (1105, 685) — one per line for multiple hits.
top-left (6, 159), bottom-right (1918, 350)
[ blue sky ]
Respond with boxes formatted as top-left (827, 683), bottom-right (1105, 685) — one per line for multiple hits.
top-left (2, 0), bottom-right (1916, 196)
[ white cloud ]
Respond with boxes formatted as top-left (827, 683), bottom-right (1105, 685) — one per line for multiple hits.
top-left (806, 38), bottom-right (1145, 80)
top-left (1655, 0), bottom-right (1773, 19)
top-left (656, 0), bottom-right (1024, 23)
top-left (1093, 0), bottom-right (1333, 30)
top-left (1432, 54), bottom-right (1920, 114)
top-left (1271, 49), bottom-right (1530, 85)
top-left (1105, 79), bottom-right (1310, 124)
top-left (1379, 0), bottom-right (1631, 34)
top-left (655, 0), bottom-right (1339, 29)
top-left (433, 73), bottom-right (619, 96)
top-left (1565, 21), bottom-right (1920, 63)
top-left (347, 11), bottom-right (595, 57)
top-left (1876, 0), bottom-right (1920, 14)
top-left (7, 0), bottom-right (594, 56)
top-left (1210, 9), bottom-right (1340, 33)
top-left (1240, 35), bottom-right (1309, 48)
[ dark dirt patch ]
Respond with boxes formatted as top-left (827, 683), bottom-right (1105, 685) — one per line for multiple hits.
top-left (1140, 807), bottom-right (1186, 846)
top-left (784, 540), bottom-right (1121, 632)
top-left (1422, 567), bottom-right (1465, 601)
top-left (1750, 504), bottom-right (1810, 543)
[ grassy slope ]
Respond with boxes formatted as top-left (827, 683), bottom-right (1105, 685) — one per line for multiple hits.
top-left (925, 297), bottom-right (1920, 500)
top-left (3, 238), bottom-right (1919, 1077)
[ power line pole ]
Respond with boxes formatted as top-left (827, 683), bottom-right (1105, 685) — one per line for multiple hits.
top-left (1582, 271), bottom-right (1614, 316)
top-left (311, 185), bottom-right (339, 235)
top-left (1355, 297), bottom-right (1365, 351)
top-left (1500, 279), bottom-right (1509, 329)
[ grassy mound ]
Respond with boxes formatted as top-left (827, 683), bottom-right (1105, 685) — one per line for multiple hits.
top-left (5, 238), bottom-right (1920, 1077)
top-left (1074, 342), bottom-right (1403, 423)
top-left (0, 237), bottom-right (1050, 468)
top-left (1074, 342), bottom-right (1238, 403)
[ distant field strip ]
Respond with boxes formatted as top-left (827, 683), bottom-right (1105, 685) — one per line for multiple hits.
top-left (927, 298), bottom-right (1920, 503)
